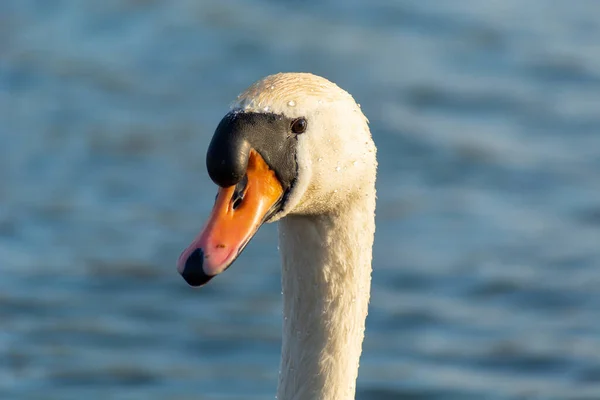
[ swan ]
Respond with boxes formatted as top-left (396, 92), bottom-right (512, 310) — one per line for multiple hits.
top-left (177, 72), bottom-right (377, 400)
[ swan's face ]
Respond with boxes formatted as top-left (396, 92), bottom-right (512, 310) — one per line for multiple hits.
top-left (177, 73), bottom-right (376, 287)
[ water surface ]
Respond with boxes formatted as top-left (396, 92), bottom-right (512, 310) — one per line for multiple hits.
top-left (2, 1), bottom-right (600, 399)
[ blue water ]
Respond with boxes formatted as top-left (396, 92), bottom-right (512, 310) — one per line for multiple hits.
top-left (2, 1), bottom-right (600, 399)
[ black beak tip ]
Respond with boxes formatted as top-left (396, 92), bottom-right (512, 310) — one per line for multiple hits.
top-left (180, 248), bottom-right (214, 287)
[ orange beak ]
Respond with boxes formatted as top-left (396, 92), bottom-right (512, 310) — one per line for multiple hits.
top-left (177, 149), bottom-right (284, 286)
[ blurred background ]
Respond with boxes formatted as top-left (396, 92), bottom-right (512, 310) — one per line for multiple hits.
top-left (2, 1), bottom-right (600, 399)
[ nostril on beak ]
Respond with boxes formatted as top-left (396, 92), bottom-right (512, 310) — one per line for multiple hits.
top-left (232, 195), bottom-right (243, 210)
top-left (231, 174), bottom-right (248, 210)
top-left (180, 248), bottom-right (213, 287)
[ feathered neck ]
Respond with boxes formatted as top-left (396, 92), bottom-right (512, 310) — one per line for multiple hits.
top-left (276, 191), bottom-right (376, 400)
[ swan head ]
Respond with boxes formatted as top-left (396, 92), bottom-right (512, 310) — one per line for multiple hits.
top-left (177, 72), bottom-right (376, 287)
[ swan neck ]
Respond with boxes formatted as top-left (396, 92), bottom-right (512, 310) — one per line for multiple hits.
top-left (276, 195), bottom-right (375, 400)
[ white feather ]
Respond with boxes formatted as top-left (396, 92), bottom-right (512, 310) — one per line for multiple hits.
top-left (234, 72), bottom-right (377, 400)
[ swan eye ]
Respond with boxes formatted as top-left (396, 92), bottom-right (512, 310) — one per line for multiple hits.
top-left (291, 118), bottom-right (307, 134)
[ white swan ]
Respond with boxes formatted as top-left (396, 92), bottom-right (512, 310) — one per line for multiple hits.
top-left (177, 72), bottom-right (377, 400)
